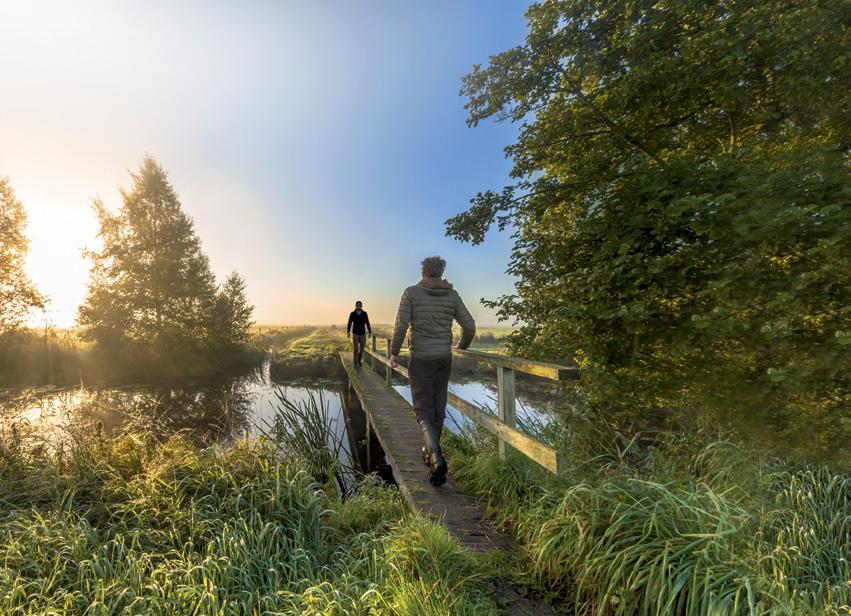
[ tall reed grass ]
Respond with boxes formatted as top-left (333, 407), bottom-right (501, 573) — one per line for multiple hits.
top-left (260, 388), bottom-right (352, 493)
top-left (0, 425), bottom-right (500, 614)
top-left (445, 427), bottom-right (850, 615)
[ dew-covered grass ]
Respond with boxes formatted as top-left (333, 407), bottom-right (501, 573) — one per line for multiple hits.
top-left (445, 424), bottom-right (850, 615)
top-left (0, 425), bottom-right (500, 615)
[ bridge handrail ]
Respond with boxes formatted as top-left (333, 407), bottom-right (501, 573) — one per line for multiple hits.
top-left (452, 348), bottom-right (579, 382)
top-left (362, 337), bottom-right (571, 475)
top-left (369, 333), bottom-right (579, 382)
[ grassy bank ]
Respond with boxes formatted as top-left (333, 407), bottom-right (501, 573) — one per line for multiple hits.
top-left (445, 424), bottom-right (850, 615)
top-left (266, 327), bottom-right (350, 381)
top-left (0, 427), bottom-right (501, 615)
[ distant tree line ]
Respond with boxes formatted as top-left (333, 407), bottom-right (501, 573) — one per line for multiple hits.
top-left (1, 156), bottom-right (256, 381)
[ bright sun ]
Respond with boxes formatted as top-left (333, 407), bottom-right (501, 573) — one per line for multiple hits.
top-left (25, 196), bottom-right (98, 329)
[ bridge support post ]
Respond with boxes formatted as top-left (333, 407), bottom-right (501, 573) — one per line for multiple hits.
top-left (497, 366), bottom-right (516, 459)
top-left (371, 335), bottom-right (377, 371)
top-left (385, 337), bottom-right (392, 386)
top-left (342, 379), bottom-right (370, 472)
top-left (365, 417), bottom-right (371, 470)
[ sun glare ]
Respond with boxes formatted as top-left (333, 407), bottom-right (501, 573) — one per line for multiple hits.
top-left (24, 197), bottom-right (96, 328)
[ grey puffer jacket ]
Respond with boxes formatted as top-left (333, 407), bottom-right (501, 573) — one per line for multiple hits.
top-left (390, 277), bottom-right (476, 360)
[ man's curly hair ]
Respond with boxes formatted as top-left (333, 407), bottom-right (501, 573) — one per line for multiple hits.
top-left (421, 256), bottom-right (446, 278)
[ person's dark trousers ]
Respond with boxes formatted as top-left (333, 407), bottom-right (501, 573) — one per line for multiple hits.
top-left (352, 334), bottom-right (366, 366)
top-left (409, 356), bottom-right (452, 465)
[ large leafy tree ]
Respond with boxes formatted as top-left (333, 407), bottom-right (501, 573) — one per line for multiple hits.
top-left (448, 1), bottom-right (849, 455)
top-left (0, 177), bottom-right (43, 334)
top-left (79, 156), bottom-right (218, 354)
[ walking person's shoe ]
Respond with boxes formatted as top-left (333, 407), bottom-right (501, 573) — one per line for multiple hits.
top-left (429, 456), bottom-right (447, 486)
top-left (420, 419), bottom-right (447, 486)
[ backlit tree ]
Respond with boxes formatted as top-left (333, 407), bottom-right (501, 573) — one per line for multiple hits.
top-left (0, 177), bottom-right (43, 334)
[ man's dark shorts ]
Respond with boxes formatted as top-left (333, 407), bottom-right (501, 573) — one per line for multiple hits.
top-left (408, 357), bottom-right (452, 426)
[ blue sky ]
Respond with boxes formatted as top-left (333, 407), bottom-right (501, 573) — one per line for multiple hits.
top-left (0, 1), bottom-right (531, 326)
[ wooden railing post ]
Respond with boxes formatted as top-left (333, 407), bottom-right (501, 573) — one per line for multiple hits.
top-left (371, 335), bottom-right (377, 371)
top-left (385, 337), bottom-right (392, 386)
top-left (497, 366), bottom-right (516, 459)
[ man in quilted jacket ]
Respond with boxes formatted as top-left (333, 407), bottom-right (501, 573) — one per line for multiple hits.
top-left (389, 256), bottom-right (476, 486)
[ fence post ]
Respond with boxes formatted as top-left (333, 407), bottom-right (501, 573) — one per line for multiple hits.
top-left (385, 337), bottom-right (392, 386)
top-left (497, 366), bottom-right (516, 459)
top-left (371, 335), bottom-right (377, 371)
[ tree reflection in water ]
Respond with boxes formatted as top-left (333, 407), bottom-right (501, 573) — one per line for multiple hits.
top-left (1, 378), bottom-right (257, 451)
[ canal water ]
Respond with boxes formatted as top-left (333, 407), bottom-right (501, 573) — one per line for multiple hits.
top-left (0, 360), bottom-right (554, 466)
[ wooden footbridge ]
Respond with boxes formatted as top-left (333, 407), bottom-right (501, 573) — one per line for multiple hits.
top-left (339, 338), bottom-right (579, 554)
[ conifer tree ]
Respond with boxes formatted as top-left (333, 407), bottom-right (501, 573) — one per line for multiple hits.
top-left (78, 156), bottom-right (217, 353)
top-left (212, 272), bottom-right (254, 347)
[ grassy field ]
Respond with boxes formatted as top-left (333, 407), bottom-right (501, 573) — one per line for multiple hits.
top-left (5, 383), bottom-right (845, 615)
top-left (283, 327), bottom-right (351, 357)
top-left (261, 327), bottom-right (350, 381)
top-left (261, 325), bottom-right (513, 382)
top-left (368, 325), bottom-right (512, 351)
top-left (0, 322), bottom-right (511, 386)
top-left (0, 421), bottom-right (506, 614)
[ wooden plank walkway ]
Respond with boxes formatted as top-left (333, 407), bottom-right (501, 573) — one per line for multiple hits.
top-left (339, 352), bottom-right (511, 554)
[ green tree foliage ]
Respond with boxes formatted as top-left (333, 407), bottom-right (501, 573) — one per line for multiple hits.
top-left (447, 1), bottom-right (850, 458)
top-left (78, 156), bottom-right (254, 368)
top-left (0, 177), bottom-right (43, 334)
top-left (211, 271), bottom-right (254, 348)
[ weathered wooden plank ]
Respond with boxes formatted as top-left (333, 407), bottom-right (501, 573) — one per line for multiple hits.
top-left (340, 353), bottom-right (563, 613)
top-left (341, 382), bottom-right (370, 471)
top-left (339, 352), bottom-right (511, 553)
top-left (445, 392), bottom-right (562, 475)
top-left (365, 347), bottom-right (409, 379)
top-left (384, 337), bottom-right (391, 386)
top-left (364, 347), bottom-right (562, 474)
top-left (453, 348), bottom-right (580, 382)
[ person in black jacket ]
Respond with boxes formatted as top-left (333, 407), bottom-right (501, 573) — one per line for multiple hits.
top-left (347, 301), bottom-right (371, 367)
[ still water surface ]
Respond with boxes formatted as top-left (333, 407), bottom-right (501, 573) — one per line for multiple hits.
top-left (1, 360), bottom-right (551, 456)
